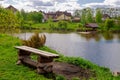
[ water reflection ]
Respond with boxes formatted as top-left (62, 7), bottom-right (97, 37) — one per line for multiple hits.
top-left (78, 32), bottom-right (101, 42)
top-left (102, 32), bottom-right (114, 40)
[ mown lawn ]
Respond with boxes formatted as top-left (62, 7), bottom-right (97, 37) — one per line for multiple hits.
top-left (0, 34), bottom-right (120, 80)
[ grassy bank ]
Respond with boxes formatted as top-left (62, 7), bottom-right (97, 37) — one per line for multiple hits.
top-left (0, 34), bottom-right (120, 80)
top-left (0, 34), bottom-right (50, 80)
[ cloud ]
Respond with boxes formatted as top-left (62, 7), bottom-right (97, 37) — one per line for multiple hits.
top-left (1, 0), bottom-right (120, 12)
top-left (83, 0), bottom-right (120, 8)
top-left (30, 0), bottom-right (53, 7)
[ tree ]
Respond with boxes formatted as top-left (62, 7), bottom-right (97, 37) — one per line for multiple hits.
top-left (86, 8), bottom-right (93, 23)
top-left (0, 7), bottom-right (18, 32)
top-left (27, 11), bottom-right (43, 23)
top-left (96, 9), bottom-right (102, 23)
top-left (104, 19), bottom-right (114, 31)
top-left (16, 11), bottom-right (23, 27)
top-left (81, 9), bottom-right (86, 24)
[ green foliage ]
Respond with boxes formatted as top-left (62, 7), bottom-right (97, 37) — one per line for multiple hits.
top-left (15, 11), bottom-right (24, 27)
top-left (22, 33), bottom-right (46, 48)
top-left (57, 21), bottom-right (68, 30)
top-left (77, 23), bottom-right (83, 28)
top-left (55, 75), bottom-right (66, 80)
top-left (104, 19), bottom-right (115, 31)
top-left (96, 9), bottom-right (102, 23)
top-left (0, 7), bottom-right (19, 31)
top-left (27, 11), bottom-right (43, 23)
top-left (72, 77), bottom-right (80, 80)
top-left (81, 9), bottom-right (86, 24)
top-left (86, 9), bottom-right (93, 23)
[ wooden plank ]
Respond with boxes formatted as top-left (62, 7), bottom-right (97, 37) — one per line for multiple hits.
top-left (15, 46), bottom-right (59, 58)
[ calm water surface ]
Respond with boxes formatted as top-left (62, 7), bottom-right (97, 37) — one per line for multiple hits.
top-left (15, 32), bottom-right (120, 72)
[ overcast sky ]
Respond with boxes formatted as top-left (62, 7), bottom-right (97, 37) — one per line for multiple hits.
top-left (0, 0), bottom-right (120, 12)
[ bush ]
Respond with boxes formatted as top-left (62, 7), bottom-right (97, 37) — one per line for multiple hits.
top-left (22, 33), bottom-right (46, 48)
top-left (104, 19), bottom-right (115, 31)
top-left (77, 23), bottom-right (83, 28)
top-left (58, 21), bottom-right (68, 30)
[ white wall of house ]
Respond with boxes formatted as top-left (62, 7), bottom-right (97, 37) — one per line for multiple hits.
top-left (57, 14), bottom-right (71, 20)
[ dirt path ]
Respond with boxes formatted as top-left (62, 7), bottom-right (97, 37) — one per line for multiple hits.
top-left (52, 62), bottom-right (95, 80)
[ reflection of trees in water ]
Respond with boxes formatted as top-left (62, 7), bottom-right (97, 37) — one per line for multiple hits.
top-left (102, 32), bottom-right (114, 40)
top-left (0, 29), bottom-right (20, 34)
top-left (79, 32), bottom-right (101, 41)
top-left (118, 33), bottom-right (120, 40)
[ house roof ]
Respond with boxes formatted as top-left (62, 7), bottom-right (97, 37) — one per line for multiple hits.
top-left (85, 23), bottom-right (99, 28)
top-left (6, 5), bottom-right (18, 12)
top-left (102, 14), bottom-right (111, 19)
top-left (45, 11), bottom-right (72, 19)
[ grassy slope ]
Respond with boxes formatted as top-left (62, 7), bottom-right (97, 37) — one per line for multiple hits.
top-left (0, 34), bottom-right (50, 80)
top-left (0, 34), bottom-right (120, 80)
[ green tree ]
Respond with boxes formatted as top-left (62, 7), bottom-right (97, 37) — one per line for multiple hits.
top-left (104, 19), bottom-right (114, 31)
top-left (21, 9), bottom-right (27, 21)
top-left (27, 11), bottom-right (43, 23)
top-left (0, 7), bottom-right (18, 32)
top-left (96, 9), bottom-right (102, 23)
top-left (16, 11), bottom-right (23, 27)
top-left (86, 8), bottom-right (93, 23)
top-left (81, 9), bottom-right (86, 24)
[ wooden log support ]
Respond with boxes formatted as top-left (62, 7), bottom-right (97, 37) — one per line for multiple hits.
top-left (15, 46), bottom-right (59, 74)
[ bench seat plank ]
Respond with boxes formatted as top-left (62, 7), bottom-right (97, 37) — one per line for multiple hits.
top-left (15, 46), bottom-right (59, 58)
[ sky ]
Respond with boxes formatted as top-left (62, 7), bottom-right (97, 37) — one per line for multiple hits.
top-left (0, 0), bottom-right (120, 12)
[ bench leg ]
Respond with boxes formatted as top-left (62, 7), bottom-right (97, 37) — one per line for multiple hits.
top-left (37, 68), bottom-right (45, 74)
top-left (43, 65), bottom-right (53, 73)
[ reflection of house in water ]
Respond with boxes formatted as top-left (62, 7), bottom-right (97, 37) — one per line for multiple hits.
top-left (79, 32), bottom-right (101, 41)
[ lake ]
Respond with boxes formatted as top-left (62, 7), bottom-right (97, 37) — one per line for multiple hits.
top-left (15, 32), bottom-right (120, 72)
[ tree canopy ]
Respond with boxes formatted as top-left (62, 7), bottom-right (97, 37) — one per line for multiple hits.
top-left (0, 7), bottom-right (18, 31)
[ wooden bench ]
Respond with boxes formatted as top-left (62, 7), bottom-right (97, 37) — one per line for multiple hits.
top-left (15, 46), bottom-right (59, 73)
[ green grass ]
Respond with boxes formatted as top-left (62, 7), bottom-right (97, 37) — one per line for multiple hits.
top-left (0, 34), bottom-right (120, 80)
top-left (24, 22), bottom-right (78, 32)
top-left (22, 21), bottom-right (120, 32)
top-left (0, 34), bottom-right (51, 80)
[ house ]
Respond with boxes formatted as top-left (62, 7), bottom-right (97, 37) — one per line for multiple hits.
top-left (102, 14), bottom-right (111, 21)
top-left (44, 11), bottom-right (72, 22)
top-left (85, 23), bottom-right (99, 31)
top-left (6, 5), bottom-right (18, 13)
top-left (72, 16), bottom-right (80, 22)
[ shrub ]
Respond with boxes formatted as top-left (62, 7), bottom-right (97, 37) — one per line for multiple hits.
top-left (22, 33), bottom-right (46, 48)
top-left (104, 19), bottom-right (114, 31)
top-left (58, 21), bottom-right (68, 30)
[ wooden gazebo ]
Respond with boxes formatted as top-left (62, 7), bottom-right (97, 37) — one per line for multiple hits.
top-left (85, 23), bottom-right (99, 31)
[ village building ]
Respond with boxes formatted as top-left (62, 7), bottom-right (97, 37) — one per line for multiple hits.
top-left (85, 23), bottom-right (99, 31)
top-left (102, 14), bottom-right (111, 21)
top-left (6, 5), bottom-right (18, 13)
top-left (43, 11), bottom-right (72, 22)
